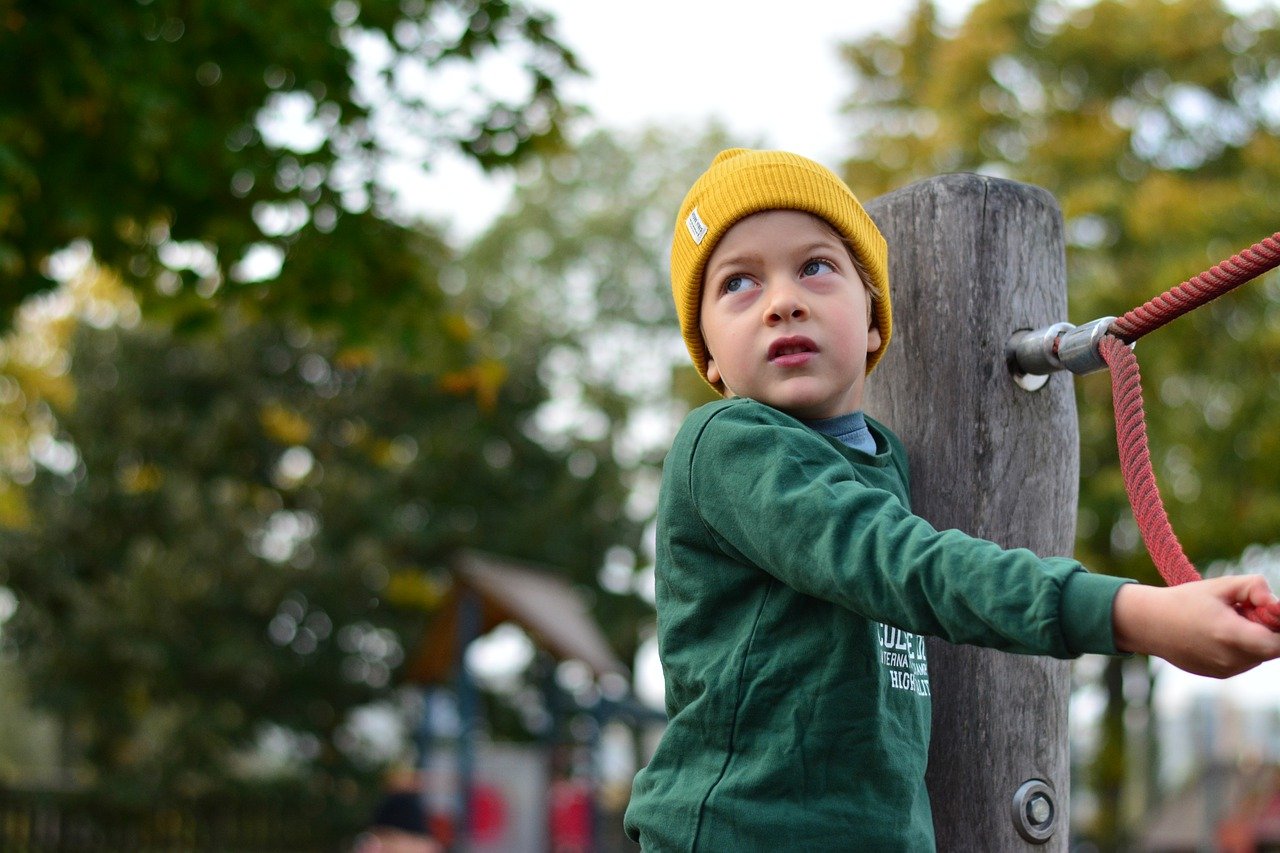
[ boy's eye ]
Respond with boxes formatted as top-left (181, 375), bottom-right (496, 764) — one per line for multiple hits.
top-left (801, 259), bottom-right (835, 277)
top-left (724, 275), bottom-right (759, 294)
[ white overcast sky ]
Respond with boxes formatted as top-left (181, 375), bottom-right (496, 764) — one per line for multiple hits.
top-left (416, 0), bottom-right (1277, 243)
top-left (417, 0), bottom-right (980, 240)
top-left (537, 0), bottom-right (949, 161)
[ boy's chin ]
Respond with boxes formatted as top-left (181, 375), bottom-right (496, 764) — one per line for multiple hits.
top-left (764, 384), bottom-right (865, 420)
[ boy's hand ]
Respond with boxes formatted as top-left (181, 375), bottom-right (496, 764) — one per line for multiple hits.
top-left (1112, 576), bottom-right (1280, 678)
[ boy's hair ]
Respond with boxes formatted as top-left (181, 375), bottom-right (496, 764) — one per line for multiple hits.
top-left (670, 148), bottom-right (893, 391)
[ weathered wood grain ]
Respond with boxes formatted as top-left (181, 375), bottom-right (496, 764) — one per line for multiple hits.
top-left (864, 174), bottom-right (1077, 851)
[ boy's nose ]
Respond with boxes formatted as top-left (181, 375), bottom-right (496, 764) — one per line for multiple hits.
top-left (764, 281), bottom-right (809, 325)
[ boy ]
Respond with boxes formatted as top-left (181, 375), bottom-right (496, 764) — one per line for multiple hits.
top-left (623, 149), bottom-right (1280, 851)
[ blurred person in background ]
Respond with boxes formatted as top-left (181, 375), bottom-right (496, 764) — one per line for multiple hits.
top-left (352, 768), bottom-right (443, 853)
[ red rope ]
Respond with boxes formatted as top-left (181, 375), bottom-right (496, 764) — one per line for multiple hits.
top-left (1099, 235), bottom-right (1280, 632)
top-left (1098, 335), bottom-right (1202, 586)
top-left (1111, 233), bottom-right (1280, 342)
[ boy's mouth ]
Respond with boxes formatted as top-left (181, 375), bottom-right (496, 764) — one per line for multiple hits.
top-left (768, 336), bottom-right (818, 366)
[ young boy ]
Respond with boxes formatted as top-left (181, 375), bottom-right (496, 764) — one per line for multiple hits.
top-left (623, 149), bottom-right (1280, 851)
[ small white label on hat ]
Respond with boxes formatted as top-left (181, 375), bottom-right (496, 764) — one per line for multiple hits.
top-left (685, 207), bottom-right (708, 245)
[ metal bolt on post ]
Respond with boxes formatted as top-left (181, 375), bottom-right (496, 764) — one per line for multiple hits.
top-left (1012, 779), bottom-right (1057, 844)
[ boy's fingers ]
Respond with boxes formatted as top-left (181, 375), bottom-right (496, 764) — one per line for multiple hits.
top-left (1235, 577), bottom-right (1280, 622)
top-left (1242, 600), bottom-right (1280, 632)
top-left (1239, 621), bottom-right (1280, 658)
top-left (1205, 574), bottom-right (1276, 605)
top-left (1210, 575), bottom-right (1280, 633)
top-left (1247, 583), bottom-right (1280, 608)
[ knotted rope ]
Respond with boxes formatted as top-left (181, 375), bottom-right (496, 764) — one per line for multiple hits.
top-left (1096, 233), bottom-right (1280, 630)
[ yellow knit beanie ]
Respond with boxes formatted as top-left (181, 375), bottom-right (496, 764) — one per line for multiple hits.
top-left (670, 148), bottom-right (892, 390)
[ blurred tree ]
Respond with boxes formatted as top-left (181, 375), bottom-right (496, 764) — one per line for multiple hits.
top-left (0, 270), bottom-right (132, 786)
top-left (449, 127), bottom-right (738, 678)
top-left (0, 652), bottom-right (60, 787)
top-left (839, 0), bottom-right (1280, 847)
top-left (0, 0), bottom-right (580, 336)
top-left (0, 312), bottom-right (642, 804)
top-left (457, 127), bottom-right (734, 473)
top-left (0, 268), bottom-right (140, 527)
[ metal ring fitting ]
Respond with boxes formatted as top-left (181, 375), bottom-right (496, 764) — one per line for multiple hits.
top-left (1011, 779), bottom-right (1057, 844)
top-left (1007, 322), bottom-right (1073, 377)
top-left (1055, 316), bottom-right (1117, 375)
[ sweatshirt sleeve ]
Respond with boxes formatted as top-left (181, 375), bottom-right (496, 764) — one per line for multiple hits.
top-left (686, 403), bottom-right (1131, 658)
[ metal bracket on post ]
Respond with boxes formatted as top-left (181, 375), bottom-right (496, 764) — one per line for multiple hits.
top-left (1006, 317), bottom-right (1118, 391)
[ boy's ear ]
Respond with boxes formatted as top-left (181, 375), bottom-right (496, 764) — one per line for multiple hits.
top-left (866, 324), bottom-right (882, 354)
top-left (705, 356), bottom-right (721, 388)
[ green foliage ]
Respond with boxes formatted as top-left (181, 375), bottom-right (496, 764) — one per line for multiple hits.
top-left (840, 0), bottom-right (1280, 582)
top-left (0, 782), bottom-right (353, 850)
top-left (0, 0), bottom-right (581, 335)
top-left (456, 127), bottom-right (736, 465)
top-left (0, 316), bottom-right (641, 801)
top-left (0, 656), bottom-right (60, 786)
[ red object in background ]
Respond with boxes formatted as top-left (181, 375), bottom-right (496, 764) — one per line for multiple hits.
top-left (425, 783), bottom-right (507, 846)
top-left (550, 780), bottom-right (592, 853)
top-left (1218, 784), bottom-right (1280, 853)
top-left (470, 783), bottom-right (506, 843)
top-left (428, 811), bottom-right (453, 848)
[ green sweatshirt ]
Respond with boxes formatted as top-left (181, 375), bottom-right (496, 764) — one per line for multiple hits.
top-left (624, 398), bottom-right (1130, 851)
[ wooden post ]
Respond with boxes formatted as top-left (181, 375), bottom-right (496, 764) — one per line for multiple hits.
top-left (863, 174), bottom-right (1077, 851)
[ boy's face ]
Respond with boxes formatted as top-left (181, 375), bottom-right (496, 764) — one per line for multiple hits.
top-left (700, 210), bottom-right (882, 420)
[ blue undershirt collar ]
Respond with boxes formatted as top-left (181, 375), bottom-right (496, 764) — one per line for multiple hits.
top-left (801, 411), bottom-right (877, 454)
